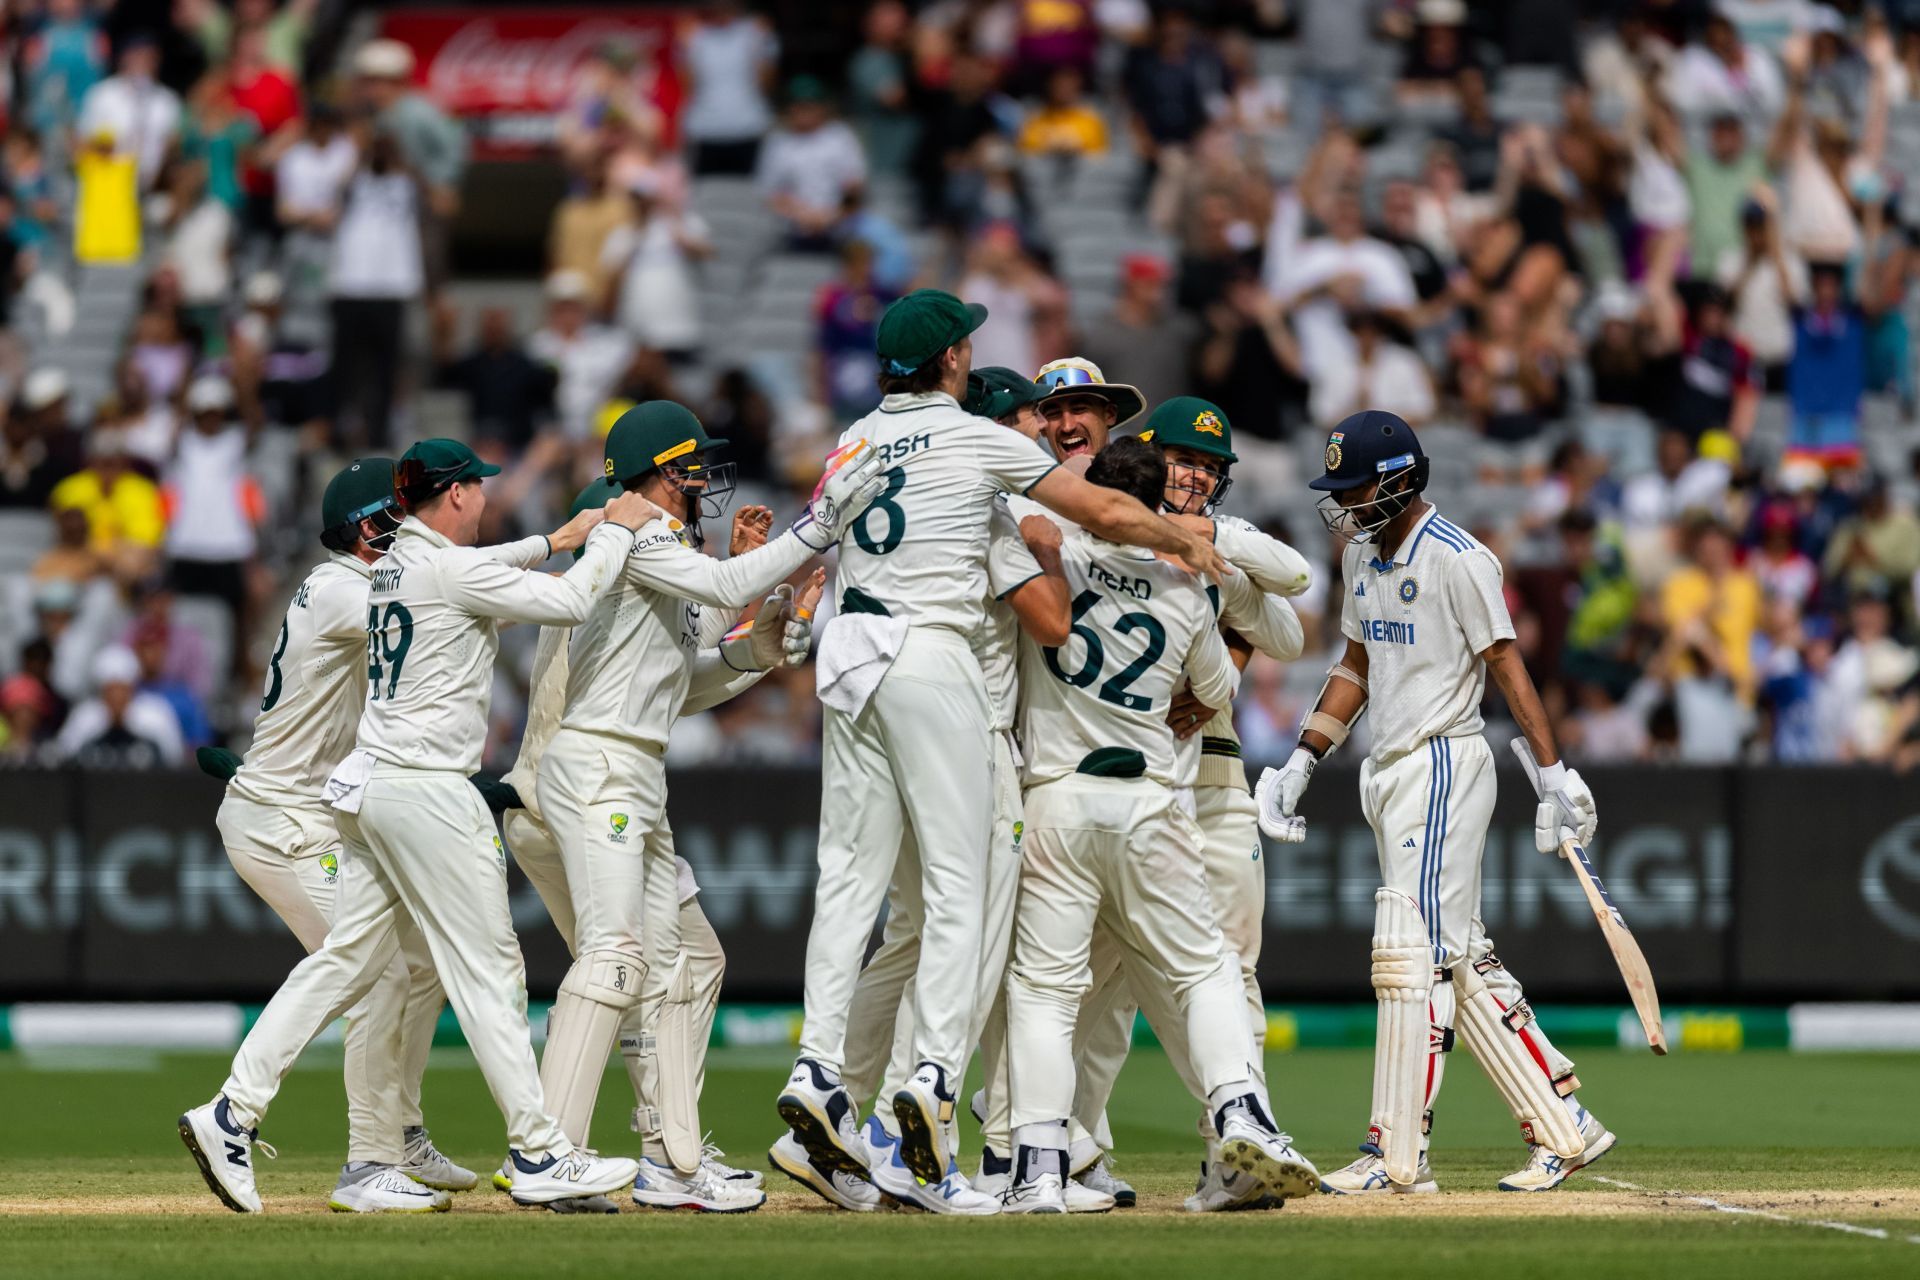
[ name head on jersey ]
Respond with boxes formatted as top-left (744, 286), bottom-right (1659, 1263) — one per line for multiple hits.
top-left (1140, 396), bottom-right (1235, 516)
top-left (1085, 436), bottom-right (1166, 513)
top-left (603, 401), bottom-right (736, 544)
top-left (395, 438), bottom-right (501, 510)
top-left (1310, 410), bottom-right (1430, 545)
top-left (875, 289), bottom-right (987, 383)
top-left (320, 457), bottom-right (403, 554)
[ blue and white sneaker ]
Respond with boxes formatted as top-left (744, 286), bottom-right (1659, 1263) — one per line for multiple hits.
top-left (1318, 1150), bottom-right (1439, 1195)
top-left (891, 1062), bottom-right (957, 1186)
top-left (769, 1131), bottom-right (881, 1212)
top-left (631, 1157), bottom-right (765, 1212)
top-left (1499, 1108), bottom-right (1616, 1191)
top-left (1075, 1156), bottom-right (1135, 1208)
top-left (700, 1137), bottom-right (764, 1190)
top-left (179, 1096), bottom-right (273, 1213)
top-left (777, 1058), bottom-right (869, 1181)
top-left (505, 1148), bottom-right (640, 1206)
top-left (863, 1116), bottom-right (999, 1216)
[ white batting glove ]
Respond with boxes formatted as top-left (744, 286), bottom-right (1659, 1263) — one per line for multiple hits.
top-left (793, 439), bottom-right (888, 550)
top-left (1528, 759), bottom-right (1598, 855)
top-left (1254, 747), bottom-right (1317, 843)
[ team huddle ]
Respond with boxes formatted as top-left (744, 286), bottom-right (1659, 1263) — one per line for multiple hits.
top-left (180, 288), bottom-right (1614, 1217)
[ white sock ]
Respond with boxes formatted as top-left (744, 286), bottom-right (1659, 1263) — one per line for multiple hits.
top-left (1205, 1079), bottom-right (1254, 1115)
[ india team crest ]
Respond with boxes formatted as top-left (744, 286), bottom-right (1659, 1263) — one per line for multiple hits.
top-left (1193, 409), bottom-right (1224, 437)
top-left (319, 852), bottom-right (338, 881)
top-left (1325, 431), bottom-right (1344, 471)
top-left (1399, 577), bottom-right (1420, 604)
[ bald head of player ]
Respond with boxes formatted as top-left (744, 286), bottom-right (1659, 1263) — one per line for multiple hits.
top-left (876, 289), bottom-right (986, 402)
top-left (319, 456), bottom-right (404, 564)
top-left (394, 438), bottom-right (503, 546)
top-left (1084, 436), bottom-right (1167, 513)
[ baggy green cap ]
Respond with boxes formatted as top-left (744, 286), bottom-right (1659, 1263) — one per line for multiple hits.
top-left (876, 289), bottom-right (989, 376)
top-left (1138, 396), bottom-right (1237, 463)
top-left (321, 457), bottom-right (398, 534)
top-left (395, 438), bottom-right (502, 506)
top-left (603, 401), bottom-right (728, 486)
top-left (568, 478), bottom-right (621, 560)
top-left (961, 366), bottom-right (1047, 421)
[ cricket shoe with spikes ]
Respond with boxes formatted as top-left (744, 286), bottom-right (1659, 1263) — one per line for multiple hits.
top-left (777, 1058), bottom-right (868, 1181)
top-left (891, 1062), bottom-right (958, 1186)
top-left (1498, 1108), bottom-right (1616, 1192)
top-left (504, 1148), bottom-right (640, 1206)
top-left (179, 1096), bottom-right (273, 1213)
top-left (1184, 1158), bottom-right (1280, 1212)
top-left (769, 1131), bottom-right (881, 1212)
top-left (1074, 1155), bottom-right (1136, 1208)
top-left (631, 1157), bottom-right (766, 1212)
top-left (1318, 1149), bottom-right (1439, 1195)
top-left (398, 1125), bottom-right (479, 1192)
top-left (1214, 1094), bottom-right (1320, 1204)
top-left (329, 1164), bottom-right (449, 1213)
top-left (862, 1116), bottom-right (999, 1215)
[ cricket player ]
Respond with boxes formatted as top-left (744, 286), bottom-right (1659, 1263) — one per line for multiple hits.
top-left (1031, 356), bottom-right (1145, 464)
top-left (181, 439), bottom-right (653, 1213)
top-left (535, 403), bottom-right (882, 1211)
top-left (779, 291), bottom-right (1227, 1202)
top-left (1002, 437), bottom-right (1318, 1214)
top-left (208, 458), bottom-right (472, 1213)
top-left (1255, 410), bottom-right (1616, 1194)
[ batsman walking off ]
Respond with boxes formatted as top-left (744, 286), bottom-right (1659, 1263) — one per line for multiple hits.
top-left (1256, 410), bottom-right (1617, 1194)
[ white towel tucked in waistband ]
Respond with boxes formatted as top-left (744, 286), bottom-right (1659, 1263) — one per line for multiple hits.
top-left (815, 612), bottom-right (909, 718)
top-left (323, 747), bottom-right (378, 815)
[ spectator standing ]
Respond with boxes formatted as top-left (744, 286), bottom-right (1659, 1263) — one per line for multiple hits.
top-left (227, 26), bottom-right (302, 233)
top-left (1291, 0), bottom-right (1385, 130)
top-left (848, 0), bottom-right (917, 176)
top-left (53, 645), bottom-right (184, 768)
top-left (1, 371), bottom-right (84, 510)
top-left (1660, 516), bottom-right (1764, 699)
top-left (1686, 113), bottom-right (1767, 281)
top-left (1019, 66), bottom-right (1108, 157)
top-left (162, 376), bottom-right (263, 669)
top-left (162, 156), bottom-right (236, 341)
top-left (680, 0), bottom-right (779, 175)
top-left (1309, 309), bottom-right (1435, 428)
top-left (1822, 479), bottom-right (1920, 609)
top-left (431, 306), bottom-right (555, 458)
top-left (1855, 176), bottom-right (1914, 404)
top-left (1786, 262), bottom-right (1866, 466)
top-left (326, 133), bottom-right (424, 449)
top-left (130, 616), bottom-right (212, 748)
top-left (1751, 500), bottom-right (1820, 608)
top-left (911, 51), bottom-right (1002, 230)
top-left (1124, 8), bottom-right (1221, 214)
top-left (354, 39), bottom-right (466, 292)
top-left (274, 102), bottom-right (355, 332)
top-left (1719, 194), bottom-right (1806, 385)
top-left (526, 270), bottom-right (634, 442)
top-left (958, 222), bottom-right (1066, 376)
top-left (181, 0), bottom-right (317, 73)
top-left (1665, 12), bottom-right (1785, 118)
top-left (1438, 67), bottom-right (1502, 193)
top-left (600, 172), bottom-right (712, 361)
top-left (1649, 282), bottom-right (1760, 448)
top-left (1270, 185), bottom-right (1417, 375)
top-left (178, 74), bottom-right (258, 219)
top-left (756, 76), bottom-right (868, 250)
top-left (1078, 253), bottom-right (1197, 410)
top-left (73, 125), bottom-right (142, 266)
top-left (814, 240), bottom-right (893, 424)
top-left (23, 0), bottom-right (107, 137)
top-left (77, 33), bottom-right (181, 191)
top-left (547, 152), bottom-right (631, 301)
top-left (49, 422), bottom-right (165, 583)
top-left (5, 130), bottom-right (60, 265)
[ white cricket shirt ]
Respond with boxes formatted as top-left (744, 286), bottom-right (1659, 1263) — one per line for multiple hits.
top-left (974, 497), bottom-right (1048, 735)
top-left (1340, 506), bottom-right (1515, 764)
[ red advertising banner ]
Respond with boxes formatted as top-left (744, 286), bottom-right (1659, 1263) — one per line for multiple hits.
top-left (378, 7), bottom-right (684, 157)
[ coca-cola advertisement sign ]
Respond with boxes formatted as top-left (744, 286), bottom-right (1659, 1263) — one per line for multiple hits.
top-left (379, 8), bottom-right (684, 156)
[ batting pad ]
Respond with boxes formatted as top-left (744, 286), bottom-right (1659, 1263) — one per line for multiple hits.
top-left (1369, 888), bottom-right (1431, 1186)
top-left (541, 949), bottom-right (646, 1148)
top-left (621, 953), bottom-right (704, 1175)
top-left (1454, 962), bottom-right (1585, 1157)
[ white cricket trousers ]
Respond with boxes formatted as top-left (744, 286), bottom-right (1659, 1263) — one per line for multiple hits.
top-left (222, 767), bottom-right (571, 1159)
top-left (1007, 776), bottom-right (1256, 1132)
top-left (1363, 734), bottom-right (1578, 1110)
top-left (802, 627), bottom-right (995, 1081)
top-left (841, 730), bottom-right (1023, 1113)
top-left (216, 795), bottom-right (442, 1166)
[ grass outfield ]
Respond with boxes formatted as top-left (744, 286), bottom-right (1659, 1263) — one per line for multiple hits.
top-left (4, 1044), bottom-right (1916, 1277)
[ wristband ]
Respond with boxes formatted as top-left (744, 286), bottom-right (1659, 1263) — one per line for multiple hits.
top-left (1536, 759), bottom-right (1568, 792)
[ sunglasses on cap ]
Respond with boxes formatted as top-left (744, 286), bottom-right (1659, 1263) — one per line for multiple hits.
top-left (1038, 366), bottom-right (1098, 390)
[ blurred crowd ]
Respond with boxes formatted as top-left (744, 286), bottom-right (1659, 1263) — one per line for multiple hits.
top-left (4, 0), bottom-right (1920, 772)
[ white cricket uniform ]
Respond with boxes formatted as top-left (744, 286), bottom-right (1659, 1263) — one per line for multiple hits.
top-left (803, 391), bottom-right (1058, 1083)
top-left (218, 552), bottom-right (440, 1167)
top-left (841, 498), bottom-right (1038, 1113)
top-left (1005, 531), bottom-right (1255, 1134)
top-left (1343, 506), bottom-right (1577, 1111)
top-left (222, 515), bottom-right (635, 1159)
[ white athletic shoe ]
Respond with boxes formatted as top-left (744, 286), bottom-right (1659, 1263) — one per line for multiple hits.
top-left (969, 1088), bottom-right (988, 1126)
top-left (1185, 1158), bottom-right (1280, 1212)
top-left (700, 1138), bottom-right (764, 1190)
top-left (776, 1058), bottom-right (869, 1182)
top-left (179, 1097), bottom-right (271, 1213)
top-left (1064, 1178), bottom-right (1115, 1213)
top-left (505, 1148), bottom-right (641, 1206)
top-left (630, 1157), bottom-right (766, 1213)
top-left (398, 1126), bottom-right (479, 1192)
top-left (1074, 1156), bottom-right (1135, 1208)
top-left (1498, 1108), bottom-right (1617, 1192)
top-left (1000, 1172), bottom-right (1067, 1214)
top-left (1217, 1107), bottom-right (1320, 1204)
top-left (863, 1116), bottom-right (999, 1215)
top-left (329, 1164), bottom-right (449, 1213)
top-left (769, 1131), bottom-right (881, 1212)
top-left (891, 1063), bottom-right (957, 1187)
top-left (1318, 1150), bottom-right (1439, 1195)
top-left (973, 1147), bottom-right (1012, 1200)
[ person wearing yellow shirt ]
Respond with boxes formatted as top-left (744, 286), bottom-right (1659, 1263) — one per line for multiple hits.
top-left (49, 427), bottom-right (166, 583)
top-left (1018, 67), bottom-right (1109, 156)
top-left (1658, 516), bottom-right (1762, 698)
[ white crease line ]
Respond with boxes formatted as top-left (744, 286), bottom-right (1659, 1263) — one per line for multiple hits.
top-left (1591, 1177), bottom-right (1920, 1245)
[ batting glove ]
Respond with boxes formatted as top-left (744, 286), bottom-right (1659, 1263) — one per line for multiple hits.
top-left (1528, 759), bottom-right (1597, 855)
top-left (793, 439), bottom-right (888, 550)
top-left (1254, 746), bottom-right (1317, 843)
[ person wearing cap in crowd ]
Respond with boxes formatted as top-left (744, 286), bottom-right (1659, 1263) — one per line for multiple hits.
top-left (1017, 397), bottom-right (1313, 1210)
top-left (54, 642), bottom-right (183, 768)
top-left (530, 269), bottom-right (637, 442)
top-left (757, 74), bottom-right (869, 249)
top-left (50, 406), bottom-right (166, 582)
top-left (1, 369), bottom-right (84, 510)
top-left (1028, 355), bottom-right (1146, 468)
top-left (76, 32), bottom-right (182, 191)
top-left (773, 288), bottom-right (1227, 1213)
top-left (200, 457), bottom-right (476, 1213)
top-left (601, 169), bottom-right (713, 360)
top-left (163, 375), bottom-right (266, 675)
top-left (1078, 254), bottom-right (1197, 411)
top-left (180, 438), bottom-right (661, 1215)
top-left (531, 403), bottom-right (881, 1211)
top-left (353, 38), bottom-right (466, 219)
top-left (327, 127), bottom-right (426, 450)
top-left (1255, 409), bottom-right (1616, 1196)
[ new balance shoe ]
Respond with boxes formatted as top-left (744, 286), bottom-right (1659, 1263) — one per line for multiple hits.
top-left (891, 1062), bottom-right (957, 1185)
top-left (179, 1096), bottom-right (271, 1213)
top-left (1074, 1155), bottom-right (1135, 1208)
top-left (769, 1131), bottom-right (881, 1212)
top-left (630, 1157), bottom-right (765, 1212)
top-left (863, 1117), bottom-right (998, 1215)
top-left (1318, 1150), bottom-right (1439, 1195)
top-left (490, 1159), bottom-right (513, 1192)
top-left (329, 1164), bottom-right (448, 1213)
top-left (505, 1148), bottom-right (641, 1205)
top-left (776, 1058), bottom-right (869, 1180)
top-left (1498, 1108), bottom-right (1616, 1192)
top-left (398, 1126), bottom-right (479, 1192)
top-left (1216, 1098), bottom-right (1320, 1204)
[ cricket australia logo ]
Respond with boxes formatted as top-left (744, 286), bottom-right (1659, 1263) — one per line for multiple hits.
top-left (1012, 820), bottom-right (1024, 850)
top-left (1193, 409), bottom-right (1224, 437)
top-left (1399, 577), bottom-right (1420, 605)
top-left (492, 835), bottom-right (506, 871)
top-left (1324, 431), bottom-right (1344, 471)
top-left (319, 852), bottom-right (338, 881)
top-left (608, 813), bottom-right (630, 843)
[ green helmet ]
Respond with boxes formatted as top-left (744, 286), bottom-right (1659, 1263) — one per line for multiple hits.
top-left (320, 457), bottom-right (401, 552)
top-left (962, 366), bottom-right (1047, 422)
top-left (603, 400), bottom-right (734, 542)
top-left (1138, 396), bottom-right (1236, 515)
top-left (568, 478), bottom-right (621, 561)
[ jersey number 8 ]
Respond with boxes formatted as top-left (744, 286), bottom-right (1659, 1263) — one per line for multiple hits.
top-left (366, 602), bottom-right (414, 702)
top-left (851, 467), bottom-right (908, 554)
top-left (1044, 589), bottom-right (1167, 712)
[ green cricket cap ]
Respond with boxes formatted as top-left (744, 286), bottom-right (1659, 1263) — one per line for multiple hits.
top-left (961, 366), bottom-right (1047, 422)
top-left (603, 400), bottom-right (727, 486)
top-left (876, 289), bottom-right (988, 376)
top-left (1138, 396), bottom-right (1237, 463)
top-left (395, 438), bottom-right (501, 506)
top-left (568, 478), bottom-right (621, 560)
top-left (321, 457), bottom-right (398, 533)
